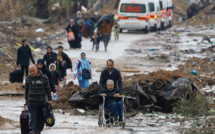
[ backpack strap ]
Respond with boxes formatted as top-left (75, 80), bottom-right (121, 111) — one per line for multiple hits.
top-left (62, 60), bottom-right (65, 67)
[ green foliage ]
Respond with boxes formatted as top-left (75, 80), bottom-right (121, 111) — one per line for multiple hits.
top-left (173, 95), bottom-right (207, 118)
top-left (184, 129), bottom-right (215, 134)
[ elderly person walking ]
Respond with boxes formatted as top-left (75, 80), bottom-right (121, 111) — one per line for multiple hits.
top-left (66, 19), bottom-right (81, 49)
top-left (25, 64), bottom-right (52, 134)
top-left (74, 52), bottom-right (91, 89)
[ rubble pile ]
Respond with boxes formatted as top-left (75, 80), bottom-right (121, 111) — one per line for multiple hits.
top-left (173, 0), bottom-right (215, 26)
top-left (126, 112), bottom-right (215, 133)
top-left (185, 4), bottom-right (215, 26)
top-left (53, 81), bottom-right (82, 109)
top-left (0, 116), bottom-right (13, 129)
top-left (172, 0), bottom-right (188, 25)
top-left (0, 83), bottom-right (24, 93)
top-left (0, 1), bottom-right (66, 82)
top-left (124, 57), bottom-right (215, 89)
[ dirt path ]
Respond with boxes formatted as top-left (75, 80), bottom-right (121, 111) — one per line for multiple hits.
top-left (51, 30), bottom-right (155, 85)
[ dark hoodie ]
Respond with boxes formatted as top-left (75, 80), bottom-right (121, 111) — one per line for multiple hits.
top-left (99, 67), bottom-right (123, 91)
top-left (25, 71), bottom-right (52, 105)
top-left (43, 46), bottom-right (57, 68)
top-left (16, 45), bottom-right (35, 66)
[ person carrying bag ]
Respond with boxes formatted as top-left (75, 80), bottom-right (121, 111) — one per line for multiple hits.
top-left (74, 52), bottom-right (92, 89)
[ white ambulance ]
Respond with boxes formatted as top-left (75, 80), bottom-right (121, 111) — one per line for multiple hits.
top-left (166, 0), bottom-right (174, 27)
top-left (148, 0), bottom-right (162, 31)
top-left (159, 0), bottom-right (169, 30)
top-left (118, 0), bottom-right (151, 33)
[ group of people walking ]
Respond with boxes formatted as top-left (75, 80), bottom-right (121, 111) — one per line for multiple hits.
top-left (16, 11), bottom-right (123, 134)
top-left (66, 11), bottom-right (120, 52)
top-left (16, 39), bottom-right (93, 134)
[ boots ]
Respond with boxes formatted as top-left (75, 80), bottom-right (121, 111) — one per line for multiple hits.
top-left (119, 116), bottom-right (123, 122)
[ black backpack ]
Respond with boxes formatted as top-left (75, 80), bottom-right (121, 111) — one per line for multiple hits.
top-left (9, 69), bottom-right (22, 83)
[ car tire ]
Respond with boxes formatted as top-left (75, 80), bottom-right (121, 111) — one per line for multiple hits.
top-left (154, 24), bottom-right (158, 31)
top-left (119, 28), bottom-right (123, 33)
top-left (161, 22), bottom-right (165, 30)
top-left (169, 21), bottom-right (172, 28)
top-left (145, 27), bottom-right (149, 34)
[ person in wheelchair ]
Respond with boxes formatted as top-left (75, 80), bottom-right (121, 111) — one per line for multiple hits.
top-left (100, 79), bottom-right (123, 123)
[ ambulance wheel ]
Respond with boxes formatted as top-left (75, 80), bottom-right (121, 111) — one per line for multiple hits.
top-left (144, 27), bottom-right (149, 34)
top-left (161, 22), bottom-right (165, 30)
top-left (154, 24), bottom-right (158, 31)
top-left (119, 28), bottom-right (123, 33)
top-left (169, 21), bottom-right (173, 28)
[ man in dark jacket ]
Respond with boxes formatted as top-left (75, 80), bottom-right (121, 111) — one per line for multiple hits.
top-left (16, 39), bottom-right (35, 82)
top-left (99, 59), bottom-right (123, 91)
top-left (25, 64), bottom-right (52, 134)
top-left (58, 46), bottom-right (73, 71)
top-left (101, 79), bottom-right (123, 123)
top-left (43, 46), bottom-right (57, 69)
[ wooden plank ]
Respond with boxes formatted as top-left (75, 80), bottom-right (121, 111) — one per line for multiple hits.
top-left (0, 92), bottom-right (24, 96)
top-left (187, 32), bottom-right (215, 37)
top-left (96, 69), bottom-right (140, 73)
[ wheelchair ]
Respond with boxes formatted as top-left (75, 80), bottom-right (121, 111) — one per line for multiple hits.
top-left (98, 95), bottom-right (126, 128)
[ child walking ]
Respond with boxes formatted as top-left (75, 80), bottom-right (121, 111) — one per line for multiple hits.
top-left (55, 53), bottom-right (67, 87)
top-left (114, 22), bottom-right (119, 40)
top-left (49, 63), bottom-right (62, 94)
top-left (91, 32), bottom-right (100, 52)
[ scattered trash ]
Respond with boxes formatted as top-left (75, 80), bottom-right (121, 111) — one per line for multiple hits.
top-left (58, 109), bottom-right (65, 114)
top-left (35, 28), bottom-right (44, 33)
top-left (33, 48), bottom-right (41, 52)
top-left (191, 70), bottom-right (197, 75)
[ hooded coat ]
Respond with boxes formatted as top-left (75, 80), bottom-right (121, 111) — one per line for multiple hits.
top-left (37, 59), bottom-right (56, 93)
top-left (49, 63), bottom-right (62, 85)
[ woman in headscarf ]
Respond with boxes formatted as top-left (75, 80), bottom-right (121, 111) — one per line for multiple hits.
top-left (75, 11), bottom-right (83, 24)
top-left (66, 19), bottom-right (81, 49)
top-left (43, 46), bottom-right (57, 69)
top-left (74, 52), bottom-right (91, 89)
top-left (37, 59), bottom-right (56, 93)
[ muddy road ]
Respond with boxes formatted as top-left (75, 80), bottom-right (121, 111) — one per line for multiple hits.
top-left (1, 26), bottom-right (210, 134)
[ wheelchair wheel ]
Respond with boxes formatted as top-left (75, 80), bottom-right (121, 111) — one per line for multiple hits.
top-left (98, 104), bottom-right (103, 127)
top-left (122, 122), bottom-right (125, 129)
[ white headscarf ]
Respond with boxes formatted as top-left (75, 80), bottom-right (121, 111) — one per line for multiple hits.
top-left (77, 11), bottom-right (82, 18)
top-left (70, 19), bottom-right (74, 27)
